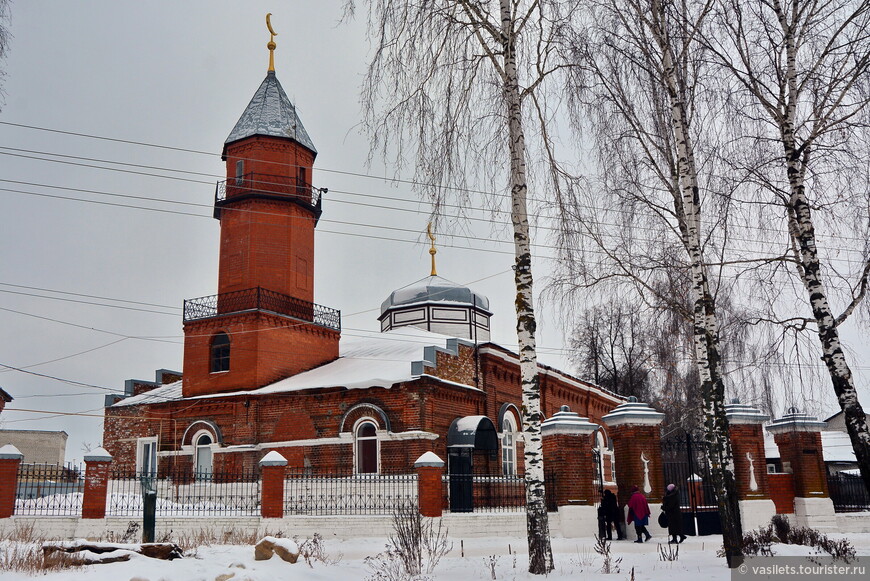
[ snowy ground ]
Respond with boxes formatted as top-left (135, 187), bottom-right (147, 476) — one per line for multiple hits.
top-left (1, 532), bottom-right (869, 581)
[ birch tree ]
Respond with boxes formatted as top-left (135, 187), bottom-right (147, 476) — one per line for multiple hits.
top-left (555, 0), bottom-right (746, 565)
top-left (706, 0), bottom-right (870, 495)
top-left (346, 1), bottom-right (579, 573)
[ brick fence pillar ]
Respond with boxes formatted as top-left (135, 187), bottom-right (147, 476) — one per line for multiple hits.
top-left (541, 405), bottom-right (599, 506)
top-left (0, 444), bottom-right (23, 518)
top-left (414, 452), bottom-right (445, 518)
top-left (602, 397), bottom-right (665, 507)
top-left (541, 406), bottom-right (600, 538)
top-left (260, 451), bottom-right (287, 519)
top-left (767, 408), bottom-right (835, 530)
top-left (82, 447), bottom-right (113, 519)
top-left (725, 399), bottom-right (776, 530)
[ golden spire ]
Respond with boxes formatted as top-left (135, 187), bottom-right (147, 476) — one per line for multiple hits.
top-left (427, 223), bottom-right (438, 276)
top-left (266, 13), bottom-right (278, 72)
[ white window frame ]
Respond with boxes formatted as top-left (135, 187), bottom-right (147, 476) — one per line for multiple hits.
top-left (136, 436), bottom-right (158, 477)
top-left (353, 418), bottom-right (380, 475)
top-left (192, 430), bottom-right (214, 480)
top-left (501, 414), bottom-right (517, 476)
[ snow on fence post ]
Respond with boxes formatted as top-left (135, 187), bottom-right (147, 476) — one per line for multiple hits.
top-left (260, 451), bottom-right (287, 519)
top-left (414, 452), bottom-right (444, 518)
top-left (0, 444), bottom-right (23, 518)
top-left (82, 447), bottom-right (113, 519)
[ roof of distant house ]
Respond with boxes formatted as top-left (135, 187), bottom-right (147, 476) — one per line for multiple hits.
top-left (0, 387), bottom-right (12, 402)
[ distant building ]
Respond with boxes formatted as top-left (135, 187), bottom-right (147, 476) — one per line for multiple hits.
top-left (0, 387), bottom-right (11, 415)
top-left (0, 429), bottom-right (68, 465)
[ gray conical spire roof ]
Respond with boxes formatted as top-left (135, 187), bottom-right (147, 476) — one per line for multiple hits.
top-left (224, 71), bottom-right (316, 155)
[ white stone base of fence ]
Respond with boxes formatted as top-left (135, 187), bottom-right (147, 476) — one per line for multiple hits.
top-left (3, 513), bottom-right (570, 541)
top-left (739, 499), bottom-right (777, 531)
top-left (836, 511), bottom-right (870, 533)
top-left (794, 497), bottom-right (837, 532)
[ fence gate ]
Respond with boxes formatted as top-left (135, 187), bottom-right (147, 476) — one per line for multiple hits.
top-left (660, 431), bottom-right (722, 536)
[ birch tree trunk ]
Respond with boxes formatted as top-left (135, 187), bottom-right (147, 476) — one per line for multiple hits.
top-left (650, 0), bottom-right (743, 564)
top-left (499, 0), bottom-right (553, 572)
top-left (348, 1), bottom-right (563, 572)
top-left (706, 0), bottom-right (870, 496)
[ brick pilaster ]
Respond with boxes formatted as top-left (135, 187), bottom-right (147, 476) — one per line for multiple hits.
top-left (82, 447), bottom-right (113, 519)
top-left (260, 451), bottom-right (288, 518)
top-left (725, 401), bottom-right (771, 500)
top-left (541, 406), bottom-right (599, 506)
top-left (768, 473), bottom-right (796, 514)
top-left (414, 452), bottom-right (445, 517)
top-left (602, 399), bottom-right (665, 506)
top-left (0, 445), bottom-right (23, 518)
top-left (767, 410), bottom-right (828, 499)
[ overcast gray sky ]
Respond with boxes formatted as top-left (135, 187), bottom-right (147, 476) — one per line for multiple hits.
top-left (1, 2), bottom-right (867, 462)
top-left (0, 1), bottom-right (571, 460)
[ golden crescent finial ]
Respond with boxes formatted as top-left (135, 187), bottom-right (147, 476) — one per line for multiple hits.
top-left (427, 223), bottom-right (438, 276)
top-left (266, 13), bottom-right (278, 72)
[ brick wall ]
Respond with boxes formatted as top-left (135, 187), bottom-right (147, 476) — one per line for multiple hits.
top-left (728, 423), bottom-right (770, 499)
top-left (768, 473), bottom-right (795, 514)
top-left (773, 431), bottom-right (829, 498)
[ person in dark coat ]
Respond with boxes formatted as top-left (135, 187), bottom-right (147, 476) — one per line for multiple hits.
top-left (661, 483), bottom-right (687, 544)
top-left (626, 485), bottom-right (652, 543)
top-left (601, 489), bottom-right (625, 540)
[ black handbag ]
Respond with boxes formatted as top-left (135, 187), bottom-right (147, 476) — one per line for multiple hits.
top-left (658, 511), bottom-right (669, 528)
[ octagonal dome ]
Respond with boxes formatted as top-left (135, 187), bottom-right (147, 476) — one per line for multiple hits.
top-left (381, 275), bottom-right (490, 313)
top-left (379, 275), bottom-right (491, 341)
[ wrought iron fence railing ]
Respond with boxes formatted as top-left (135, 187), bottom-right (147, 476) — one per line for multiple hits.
top-left (106, 469), bottom-right (261, 517)
top-left (283, 472), bottom-right (418, 515)
top-left (183, 286), bottom-right (341, 331)
top-left (215, 172), bottom-right (321, 208)
top-left (442, 474), bottom-right (526, 513)
top-left (828, 472), bottom-right (870, 513)
top-left (14, 463), bottom-right (85, 516)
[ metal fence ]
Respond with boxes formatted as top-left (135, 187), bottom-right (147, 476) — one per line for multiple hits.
top-left (14, 463), bottom-right (85, 516)
top-left (106, 469), bottom-right (261, 517)
top-left (283, 472), bottom-right (418, 515)
top-left (443, 474), bottom-right (526, 513)
top-left (828, 472), bottom-right (870, 512)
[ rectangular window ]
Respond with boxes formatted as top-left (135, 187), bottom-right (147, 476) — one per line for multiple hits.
top-left (235, 160), bottom-right (245, 185)
top-left (136, 437), bottom-right (158, 477)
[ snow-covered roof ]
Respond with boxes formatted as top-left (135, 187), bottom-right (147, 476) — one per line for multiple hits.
top-left (380, 275), bottom-right (490, 315)
top-left (764, 430), bottom-right (858, 463)
top-left (224, 71), bottom-right (316, 154)
top-left (112, 328), bottom-right (475, 407)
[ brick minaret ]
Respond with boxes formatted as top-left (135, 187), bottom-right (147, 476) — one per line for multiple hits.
top-left (601, 398), bottom-right (665, 506)
top-left (182, 53), bottom-right (340, 397)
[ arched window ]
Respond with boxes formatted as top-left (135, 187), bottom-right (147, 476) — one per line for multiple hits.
top-left (194, 433), bottom-right (213, 479)
top-left (210, 332), bottom-right (230, 373)
top-left (501, 414), bottom-right (517, 476)
top-left (355, 421), bottom-right (379, 474)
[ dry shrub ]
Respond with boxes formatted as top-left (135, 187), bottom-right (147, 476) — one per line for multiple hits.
top-left (719, 516), bottom-right (856, 562)
top-left (296, 533), bottom-right (340, 567)
top-left (0, 543), bottom-right (79, 573)
top-left (366, 503), bottom-right (450, 581)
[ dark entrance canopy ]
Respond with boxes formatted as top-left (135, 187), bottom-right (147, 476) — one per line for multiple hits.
top-left (447, 415), bottom-right (498, 451)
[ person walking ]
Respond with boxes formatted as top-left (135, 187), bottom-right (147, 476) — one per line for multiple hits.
top-left (662, 483), bottom-right (687, 544)
top-left (601, 489), bottom-right (625, 540)
top-left (626, 485), bottom-right (652, 543)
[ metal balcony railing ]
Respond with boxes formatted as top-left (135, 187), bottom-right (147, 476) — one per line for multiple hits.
top-left (214, 172), bottom-right (322, 208)
top-left (183, 287), bottom-right (341, 331)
